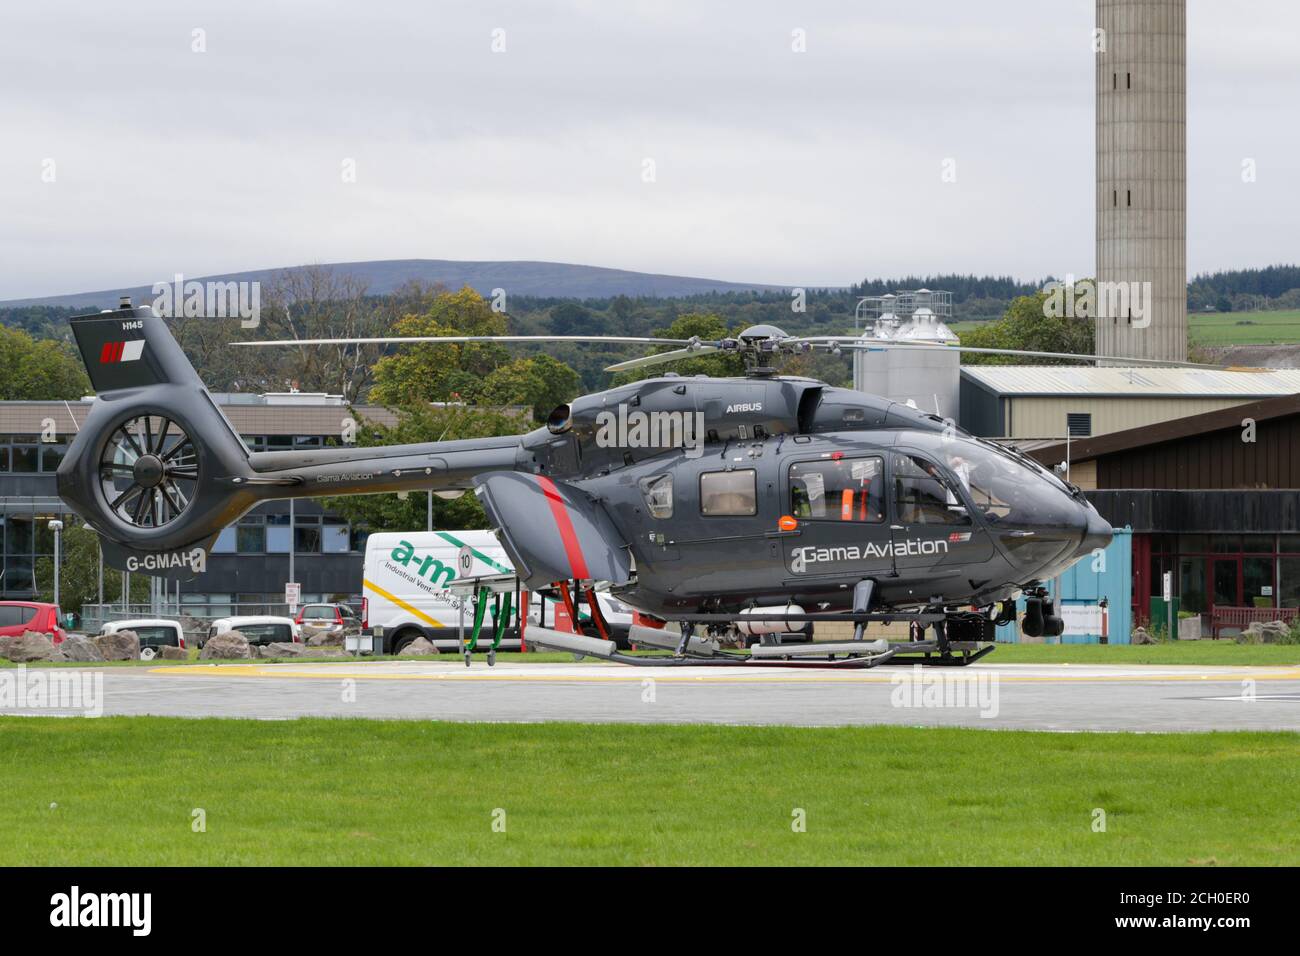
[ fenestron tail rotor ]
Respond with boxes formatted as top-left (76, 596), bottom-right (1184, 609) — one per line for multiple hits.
top-left (97, 415), bottom-right (199, 529)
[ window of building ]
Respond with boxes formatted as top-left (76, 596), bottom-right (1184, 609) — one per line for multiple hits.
top-left (892, 455), bottom-right (970, 526)
top-left (40, 443), bottom-right (66, 472)
top-left (11, 441), bottom-right (37, 473)
top-left (213, 528), bottom-right (236, 553)
top-left (1279, 557), bottom-right (1300, 608)
top-left (700, 470), bottom-right (756, 516)
top-left (323, 519), bottom-right (350, 554)
top-left (639, 474), bottom-right (673, 519)
top-left (789, 456), bottom-right (883, 522)
top-left (266, 514), bottom-right (291, 553)
top-left (237, 519), bottom-right (266, 553)
top-left (295, 522), bottom-right (322, 554)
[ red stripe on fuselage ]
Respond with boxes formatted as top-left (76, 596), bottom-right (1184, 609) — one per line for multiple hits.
top-left (536, 475), bottom-right (591, 581)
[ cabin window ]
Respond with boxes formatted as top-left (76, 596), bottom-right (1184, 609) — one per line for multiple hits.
top-left (639, 473), bottom-right (674, 519)
top-left (699, 469), bottom-right (757, 516)
top-left (789, 456), bottom-right (884, 523)
top-left (892, 455), bottom-right (970, 526)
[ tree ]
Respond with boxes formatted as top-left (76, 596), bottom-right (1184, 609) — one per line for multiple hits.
top-left (549, 302), bottom-right (603, 336)
top-left (34, 524), bottom-right (149, 615)
top-left (0, 326), bottom-right (90, 400)
top-left (959, 291), bottom-right (1093, 365)
top-left (369, 287), bottom-right (510, 406)
top-left (320, 404), bottom-right (530, 534)
top-left (481, 354), bottom-right (581, 421)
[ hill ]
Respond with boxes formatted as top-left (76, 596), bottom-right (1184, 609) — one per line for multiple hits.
top-left (0, 259), bottom-right (792, 311)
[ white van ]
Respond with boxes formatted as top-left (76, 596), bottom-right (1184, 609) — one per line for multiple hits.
top-left (362, 530), bottom-right (633, 653)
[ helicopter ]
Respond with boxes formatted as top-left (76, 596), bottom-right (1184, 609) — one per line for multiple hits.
top-left (57, 301), bottom-right (1201, 667)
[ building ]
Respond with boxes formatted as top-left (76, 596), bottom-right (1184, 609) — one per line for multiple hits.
top-left (1096, 0), bottom-right (1187, 362)
top-left (852, 289), bottom-right (960, 419)
top-left (0, 393), bottom-right (526, 625)
top-left (958, 365), bottom-right (1300, 440)
top-left (1029, 394), bottom-right (1300, 633)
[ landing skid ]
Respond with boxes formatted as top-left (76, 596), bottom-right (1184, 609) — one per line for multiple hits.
top-left (594, 639), bottom-right (995, 669)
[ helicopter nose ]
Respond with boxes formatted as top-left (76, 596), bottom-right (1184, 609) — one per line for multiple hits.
top-left (1077, 503), bottom-right (1112, 557)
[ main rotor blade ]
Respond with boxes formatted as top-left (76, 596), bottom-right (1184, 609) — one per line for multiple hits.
top-left (234, 335), bottom-right (699, 348)
top-left (605, 345), bottom-right (721, 372)
top-left (800, 337), bottom-right (1232, 370)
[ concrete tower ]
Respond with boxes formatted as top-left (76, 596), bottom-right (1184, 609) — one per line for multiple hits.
top-left (1095, 0), bottom-right (1187, 362)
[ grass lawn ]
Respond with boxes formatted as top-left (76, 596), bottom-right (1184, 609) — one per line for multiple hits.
top-left (986, 641), bottom-right (1300, 666)
top-left (1189, 309), bottom-right (1300, 346)
top-left (954, 310), bottom-right (1300, 347)
top-left (0, 718), bottom-right (1295, 866)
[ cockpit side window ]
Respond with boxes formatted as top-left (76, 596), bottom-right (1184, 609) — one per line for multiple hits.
top-left (892, 454), bottom-right (971, 526)
top-left (639, 473), bottom-right (673, 519)
top-left (789, 456), bottom-right (884, 523)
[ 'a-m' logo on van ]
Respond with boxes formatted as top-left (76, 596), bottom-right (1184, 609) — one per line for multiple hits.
top-left (391, 540), bottom-right (456, 587)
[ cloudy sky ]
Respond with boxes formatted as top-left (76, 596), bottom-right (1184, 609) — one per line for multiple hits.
top-left (1, 0), bottom-right (1296, 299)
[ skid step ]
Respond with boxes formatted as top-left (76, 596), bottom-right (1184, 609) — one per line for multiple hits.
top-left (747, 639), bottom-right (890, 659)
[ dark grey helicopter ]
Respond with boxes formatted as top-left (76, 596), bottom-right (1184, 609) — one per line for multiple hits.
top-left (58, 303), bottom-right (1190, 666)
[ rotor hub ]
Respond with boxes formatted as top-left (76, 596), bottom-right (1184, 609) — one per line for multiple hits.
top-left (132, 454), bottom-right (165, 488)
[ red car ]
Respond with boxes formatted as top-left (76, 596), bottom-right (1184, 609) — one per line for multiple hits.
top-left (0, 602), bottom-right (67, 644)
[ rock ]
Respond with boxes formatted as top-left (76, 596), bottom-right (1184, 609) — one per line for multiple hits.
top-left (398, 636), bottom-right (439, 657)
top-left (257, 642), bottom-right (306, 658)
top-left (303, 647), bottom-right (348, 658)
top-left (1131, 626), bottom-right (1157, 645)
top-left (159, 645), bottom-right (188, 660)
top-left (52, 634), bottom-right (105, 663)
top-left (1258, 621), bottom-right (1291, 644)
top-left (199, 630), bottom-right (252, 660)
top-left (6, 631), bottom-right (55, 662)
top-left (0, 636), bottom-right (17, 659)
top-left (94, 629), bottom-right (141, 661)
top-left (304, 626), bottom-right (344, 646)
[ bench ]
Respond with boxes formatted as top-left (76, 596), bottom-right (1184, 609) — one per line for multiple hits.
top-left (1210, 606), bottom-right (1298, 640)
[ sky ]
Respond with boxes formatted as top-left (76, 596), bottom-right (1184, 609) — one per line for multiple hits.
top-left (0, 0), bottom-right (1297, 299)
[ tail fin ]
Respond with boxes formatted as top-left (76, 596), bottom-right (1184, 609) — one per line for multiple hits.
top-left (70, 299), bottom-right (206, 393)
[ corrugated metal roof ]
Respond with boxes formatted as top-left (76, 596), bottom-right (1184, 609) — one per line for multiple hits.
top-left (960, 365), bottom-right (1300, 397)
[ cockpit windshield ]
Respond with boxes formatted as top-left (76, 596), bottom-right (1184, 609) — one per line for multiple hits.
top-left (937, 438), bottom-right (1078, 530)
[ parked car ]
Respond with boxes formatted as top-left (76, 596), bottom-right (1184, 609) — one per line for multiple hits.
top-left (98, 619), bottom-right (185, 660)
top-left (295, 603), bottom-right (361, 638)
top-left (0, 601), bottom-right (66, 644)
top-left (201, 616), bottom-right (301, 649)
